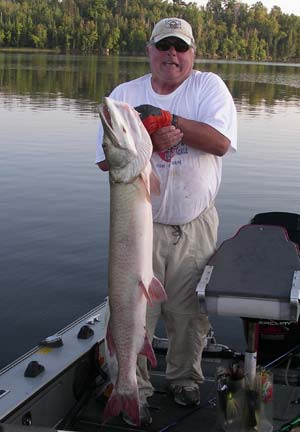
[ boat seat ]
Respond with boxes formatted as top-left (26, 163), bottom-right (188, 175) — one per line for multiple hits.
top-left (250, 212), bottom-right (300, 362)
top-left (197, 224), bottom-right (300, 322)
top-left (251, 211), bottom-right (300, 248)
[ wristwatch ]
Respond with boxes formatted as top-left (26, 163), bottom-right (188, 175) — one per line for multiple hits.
top-left (172, 114), bottom-right (179, 128)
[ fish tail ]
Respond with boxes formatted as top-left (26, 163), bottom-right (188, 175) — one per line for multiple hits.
top-left (103, 389), bottom-right (140, 426)
top-left (148, 276), bottom-right (167, 302)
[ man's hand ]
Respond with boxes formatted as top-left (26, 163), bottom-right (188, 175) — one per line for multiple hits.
top-left (151, 126), bottom-right (183, 152)
top-left (135, 104), bottom-right (177, 136)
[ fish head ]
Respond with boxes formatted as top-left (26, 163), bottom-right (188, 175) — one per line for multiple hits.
top-left (99, 97), bottom-right (153, 183)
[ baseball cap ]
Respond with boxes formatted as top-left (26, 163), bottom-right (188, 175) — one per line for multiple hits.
top-left (149, 18), bottom-right (195, 47)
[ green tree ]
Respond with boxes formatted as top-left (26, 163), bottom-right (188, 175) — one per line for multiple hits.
top-left (31, 23), bottom-right (47, 48)
top-left (0, 0), bottom-right (299, 60)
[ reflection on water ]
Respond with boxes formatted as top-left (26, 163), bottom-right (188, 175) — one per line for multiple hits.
top-left (0, 53), bottom-right (149, 111)
top-left (1, 53), bottom-right (300, 368)
top-left (1, 53), bottom-right (300, 113)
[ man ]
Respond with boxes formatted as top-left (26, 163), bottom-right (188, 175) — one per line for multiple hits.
top-left (96, 17), bottom-right (237, 426)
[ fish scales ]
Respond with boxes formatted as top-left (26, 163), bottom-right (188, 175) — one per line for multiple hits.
top-left (98, 98), bottom-right (166, 426)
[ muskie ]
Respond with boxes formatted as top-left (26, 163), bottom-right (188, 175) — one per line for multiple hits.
top-left (99, 97), bottom-right (166, 425)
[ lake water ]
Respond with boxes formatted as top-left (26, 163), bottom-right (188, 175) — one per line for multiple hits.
top-left (1, 53), bottom-right (300, 369)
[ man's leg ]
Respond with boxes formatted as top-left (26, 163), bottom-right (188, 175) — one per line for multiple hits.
top-left (162, 206), bottom-right (219, 404)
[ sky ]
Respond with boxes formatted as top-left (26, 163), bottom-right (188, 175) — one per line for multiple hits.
top-left (194, 0), bottom-right (300, 16)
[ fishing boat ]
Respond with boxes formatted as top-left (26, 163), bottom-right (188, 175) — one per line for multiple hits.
top-left (1, 212), bottom-right (300, 432)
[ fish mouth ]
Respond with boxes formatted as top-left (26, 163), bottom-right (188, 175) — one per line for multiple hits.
top-left (101, 103), bottom-right (112, 127)
top-left (100, 98), bottom-right (127, 135)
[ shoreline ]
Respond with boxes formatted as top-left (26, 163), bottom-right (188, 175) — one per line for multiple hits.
top-left (0, 47), bottom-right (299, 64)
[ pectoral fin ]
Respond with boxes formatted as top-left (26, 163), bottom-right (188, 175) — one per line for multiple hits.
top-left (106, 321), bottom-right (116, 357)
top-left (139, 334), bottom-right (157, 368)
top-left (139, 280), bottom-right (152, 305)
top-left (150, 168), bottom-right (160, 195)
top-left (139, 277), bottom-right (167, 305)
top-left (149, 276), bottom-right (167, 302)
top-left (140, 170), bottom-right (151, 202)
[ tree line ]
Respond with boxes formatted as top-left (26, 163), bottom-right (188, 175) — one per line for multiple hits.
top-left (0, 0), bottom-right (299, 61)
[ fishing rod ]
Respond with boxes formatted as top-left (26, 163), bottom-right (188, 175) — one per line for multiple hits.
top-left (264, 342), bottom-right (300, 370)
top-left (157, 393), bottom-right (216, 432)
top-left (265, 342), bottom-right (300, 431)
top-left (274, 414), bottom-right (300, 432)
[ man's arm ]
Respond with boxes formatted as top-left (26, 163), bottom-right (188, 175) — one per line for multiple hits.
top-left (152, 117), bottom-right (230, 157)
top-left (97, 119), bottom-right (229, 169)
top-left (134, 105), bottom-right (231, 157)
top-left (97, 103), bottom-right (232, 171)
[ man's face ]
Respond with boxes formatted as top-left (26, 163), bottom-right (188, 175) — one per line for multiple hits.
top-left (147, 37), bottom-right (195, 87)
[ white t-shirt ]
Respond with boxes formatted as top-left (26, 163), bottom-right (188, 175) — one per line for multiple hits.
top-left (96, 70), bottom-right (237, 225)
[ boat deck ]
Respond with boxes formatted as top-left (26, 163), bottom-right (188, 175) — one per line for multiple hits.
top-left (69, 353), bottom-right (300, 432)
top-left (69, 351), bottom-right (220, 432)
top-left (2, 340), bottom-right (300, 432)
top-left (76, 376), bottom-right (216, 431)
top-left (2, 302), bottom-right (300, 432)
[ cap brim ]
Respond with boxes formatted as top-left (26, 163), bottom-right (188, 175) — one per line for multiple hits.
top-left (152, 32), bottom-right (192, 46)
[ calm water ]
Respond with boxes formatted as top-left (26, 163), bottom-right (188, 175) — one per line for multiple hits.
top-left (1, 53), bottom-right (300, 368)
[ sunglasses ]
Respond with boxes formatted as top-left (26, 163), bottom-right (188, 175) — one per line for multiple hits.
top-left (154, 39), bottom-right (190, 53)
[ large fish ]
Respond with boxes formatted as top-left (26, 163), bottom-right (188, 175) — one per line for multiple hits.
top-left (98, 97), bottom-right (166, 426)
